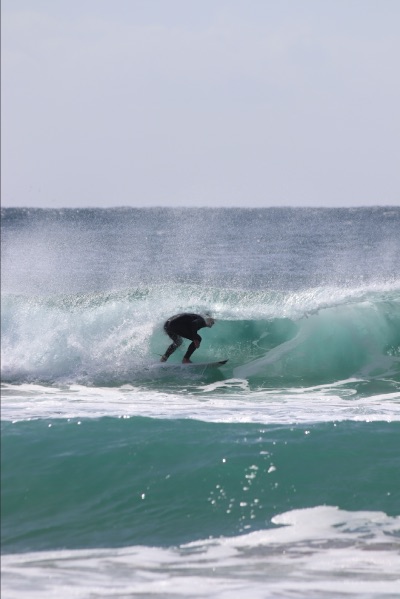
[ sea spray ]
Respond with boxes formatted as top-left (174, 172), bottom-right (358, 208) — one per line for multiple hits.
top-left (2, 285), bottom-right (399, 386)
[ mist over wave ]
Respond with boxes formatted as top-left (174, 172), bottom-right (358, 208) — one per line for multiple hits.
top-left (2, 207), bottom-right (400, 296)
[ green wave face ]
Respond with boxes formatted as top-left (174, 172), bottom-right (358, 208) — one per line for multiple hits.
top-left (2, 418), bottom-right (399, 553)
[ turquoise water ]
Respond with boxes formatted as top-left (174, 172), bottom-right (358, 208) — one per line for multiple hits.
top-left (2, 285), bottom-right (400, 389)
top-left (2, 418), bottom-right (399, 554)
top-left (1, 207), bottom-right (400, 598)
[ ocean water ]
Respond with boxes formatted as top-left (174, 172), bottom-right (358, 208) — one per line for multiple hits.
top-left (1, 206), bottom-right (400, 598)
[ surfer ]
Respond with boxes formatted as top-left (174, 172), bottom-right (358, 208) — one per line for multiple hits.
top-left (160, 313), bottom-right (215, 363)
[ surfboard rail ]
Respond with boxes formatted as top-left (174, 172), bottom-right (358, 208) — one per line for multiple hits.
top-left (157, 359), bottom-right (228, 368)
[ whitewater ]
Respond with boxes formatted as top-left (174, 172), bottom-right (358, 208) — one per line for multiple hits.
top-left (1, 207), bottom-right (400, 598)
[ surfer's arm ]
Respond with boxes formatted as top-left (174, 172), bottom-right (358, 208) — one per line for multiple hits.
top-left (189, 317), bottom-right (203, 338)
top-left (189, 330), bottom-right (202, 346)
top-left (190, 317), bottom-right (207, 346)
top-left (189, 323), bottom-right (203, 347)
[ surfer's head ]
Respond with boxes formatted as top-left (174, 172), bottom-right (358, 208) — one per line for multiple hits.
top-left (204, 315), bottom-right (215, 327)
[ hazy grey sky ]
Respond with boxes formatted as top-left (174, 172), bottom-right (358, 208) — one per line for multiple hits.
top-left (2, 0), bottom-right (399, 208)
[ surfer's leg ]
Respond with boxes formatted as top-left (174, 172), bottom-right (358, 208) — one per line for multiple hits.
top-left (161, 332), bottom-right (182, 361)
top-left (183, 336), bottom-right (202, 362)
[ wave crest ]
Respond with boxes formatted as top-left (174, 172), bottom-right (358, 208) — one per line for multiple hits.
top-left (2, 284), bottom-right (400, 385)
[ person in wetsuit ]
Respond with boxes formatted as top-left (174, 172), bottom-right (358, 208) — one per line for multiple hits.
top-left (160, 313), bottom-right (215, 363)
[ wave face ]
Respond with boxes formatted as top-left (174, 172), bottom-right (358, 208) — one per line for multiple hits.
top-left (2, 417), bottom-right (399, 554)
top-left (2, 285), bottom-right (400, 389)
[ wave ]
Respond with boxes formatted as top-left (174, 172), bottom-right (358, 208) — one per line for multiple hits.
top-left (4, 507), bottom-right (400, 599)
top-left (3, 506), bottom-right (400, 598)
top-left (2, 417), bottom-right (399, 554)
top-left (1, 283), bottom-right (400, 386)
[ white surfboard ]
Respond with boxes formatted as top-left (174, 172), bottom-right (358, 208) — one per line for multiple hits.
top-left (158, 359), bottom-right (228, 368)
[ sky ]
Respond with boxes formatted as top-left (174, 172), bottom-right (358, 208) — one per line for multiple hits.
top-left (2, 0), bottom-right (400, 208)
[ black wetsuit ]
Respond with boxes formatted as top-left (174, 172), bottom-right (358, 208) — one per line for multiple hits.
top-left (163, 313), bottom-right (208, 361)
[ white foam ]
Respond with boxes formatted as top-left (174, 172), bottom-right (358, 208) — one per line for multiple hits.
top-left (1, 381), bottom-right (399, 424)
top-left (2, 506), bottom-right (399, 599)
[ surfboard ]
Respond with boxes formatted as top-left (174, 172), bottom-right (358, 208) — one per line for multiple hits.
top-left (158, 359), bottom-right (228, 368)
